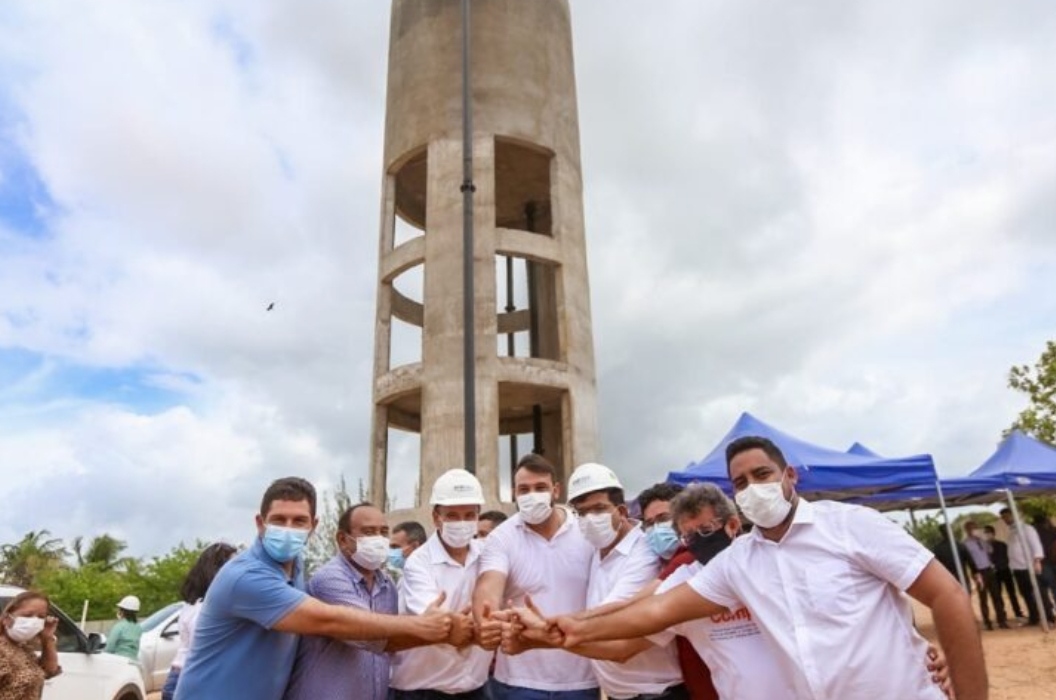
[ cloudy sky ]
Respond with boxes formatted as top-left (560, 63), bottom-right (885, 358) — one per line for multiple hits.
top-left (1, 0), bottom-right (1054, 556)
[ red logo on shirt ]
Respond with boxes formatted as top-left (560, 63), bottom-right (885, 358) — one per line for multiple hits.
top-left (710, 607), bottom-right (752, 624)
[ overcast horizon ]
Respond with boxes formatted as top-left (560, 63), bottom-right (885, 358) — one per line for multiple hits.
top-left (2, 0), bottom-right (1054, 556)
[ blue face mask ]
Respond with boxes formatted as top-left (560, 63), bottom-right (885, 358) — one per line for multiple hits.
top-left (646, 522), bottom-right (680, 559)
top-left (262, 525), bottom-right (310, 563)
top-left (388, 548), bottom-right (406, 570)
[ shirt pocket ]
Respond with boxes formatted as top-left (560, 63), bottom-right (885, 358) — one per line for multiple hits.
top-left (804, 559), bottom-right (864, 619)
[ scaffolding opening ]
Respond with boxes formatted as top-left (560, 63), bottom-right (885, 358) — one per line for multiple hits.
top-left (494, 138), bottom-right (553, 236)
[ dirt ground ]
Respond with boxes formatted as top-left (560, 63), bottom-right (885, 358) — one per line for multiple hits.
top-left (912, 598), bottom-right (1056, 699)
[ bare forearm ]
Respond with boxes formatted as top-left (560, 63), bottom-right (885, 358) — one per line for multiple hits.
top-left (40, 640), bottom-right (61, 677)
top-left (932, 591), bottom-right (988, 700)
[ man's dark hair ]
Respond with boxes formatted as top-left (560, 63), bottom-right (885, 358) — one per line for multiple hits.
top-left (570, 487), bottom-right (625, 508)
top-left (394, 521), bottom-right (427, 546)
top-left (338, 502), bottom-right (376, 534)
top-left (515, 453), bottom-right (557, 482)
top-left (725, 436), bottom-right (788, 474)
top-left (983, 525), bottom-right (997, 535)
top-left (180, 543), bottom-right (238, 603)
top-left (999, 508), bottom-right (1011, 517)
top-left (637, 482), bottom-right (684, 514)
top-left (261, 477), bottom-right (317, 519)
top-left (480, 510), bottom-right (508, 525)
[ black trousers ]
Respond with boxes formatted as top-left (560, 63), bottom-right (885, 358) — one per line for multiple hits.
top-left (995, 567), bottom-right (1024, 616)
top-left (977, 567), bottom-right (1007, 625)
top-left (1012, 569), bottom-right (1055, 624)
top-left (391, 687), bottom-right (488, 700)
top-left (624, 684), bottom-right (689, 700)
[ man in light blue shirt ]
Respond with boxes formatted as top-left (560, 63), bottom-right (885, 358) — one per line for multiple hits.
top-left (175, 477), bottom-right (457, 700)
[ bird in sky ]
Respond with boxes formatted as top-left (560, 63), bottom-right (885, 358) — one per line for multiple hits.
top-left (266, 302), bottom-right (275, 311)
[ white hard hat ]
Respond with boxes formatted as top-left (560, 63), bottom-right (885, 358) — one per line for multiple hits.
top-left (567, 462), bottom-right (623, 502)
top-left (430, 469), bottom-right (485, 506)
top-left (117, 595), bottom-right (141, 612)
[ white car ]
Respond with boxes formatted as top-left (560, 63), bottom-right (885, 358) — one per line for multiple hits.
top-left (136, 601), bottom-right (182, 692)
top-left (0, 584), bottom-right (145, 700)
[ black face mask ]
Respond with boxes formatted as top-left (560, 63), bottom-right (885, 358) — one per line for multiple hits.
top-left (687, 527), bottom-right (732, 566)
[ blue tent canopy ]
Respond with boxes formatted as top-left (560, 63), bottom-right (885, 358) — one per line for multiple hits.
top-left (850, 431), bottom-right (1056, 511)
top-left (666, 412), bottom-right (937, 500)
top-left (847, 442), bottom-right (881, 457)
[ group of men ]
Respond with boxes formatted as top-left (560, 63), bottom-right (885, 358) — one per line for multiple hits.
top-left (171, 435), bottom-right (988, 700)
top-left (953, 510), bottom-right (1056, 629)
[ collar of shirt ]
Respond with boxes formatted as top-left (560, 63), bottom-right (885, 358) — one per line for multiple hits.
top-left (250, 538), bottom-right (304, 584)
top-left (602, 522), bottom-right (642, 561)
top-left (747, 495), bottom-right (815, 546)
top-left (425, 532), bottom-right (482, 568)
top-left (514, 505), bottom-right (577, 537)
top-left (336, 552), bottom-right (395, 594)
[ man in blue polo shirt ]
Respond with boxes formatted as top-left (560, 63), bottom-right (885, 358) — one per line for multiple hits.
top-left (175, 477), bottom-right (455, 700)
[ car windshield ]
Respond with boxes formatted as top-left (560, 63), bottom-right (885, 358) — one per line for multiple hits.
top-left (140, 602), bottom-right (182, 632)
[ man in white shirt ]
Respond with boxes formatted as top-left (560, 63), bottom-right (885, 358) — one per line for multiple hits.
top-left (473, 454), bottom-right (598, 700)
top-left (999, 507), bottom-right (1054, 625)
top-left (562, 463), bottom-right (684, 700)
top-left (390, 469), bottom-right (493, 700)
top-left (555, 436), bottom-right (987, 700)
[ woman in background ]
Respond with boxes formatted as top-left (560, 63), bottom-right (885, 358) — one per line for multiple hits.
top-left (104, 595), bottom-right (142, 661)
top-left (0, 591), bottom-right (61, 699)
top-left (161, 542), bottom-right (237, 700)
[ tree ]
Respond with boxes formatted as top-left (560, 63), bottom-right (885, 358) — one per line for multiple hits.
top-left (905, 515), bottom-right (946, 550)
top-left (304, 475), bottom-right (354, 573)
top-left (72, 534), bottom-right (132, 571)
top-left (0, 530), bottom-right (68, 588)
top-left (1007, 340), bottom-right (1056, 444)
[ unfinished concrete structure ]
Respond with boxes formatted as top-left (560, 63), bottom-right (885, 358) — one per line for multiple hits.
top-left (370, 0), bottom-right (599, 512)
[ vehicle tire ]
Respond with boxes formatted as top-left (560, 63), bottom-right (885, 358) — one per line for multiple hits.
top-left (113, 684), bottom-right (144, 700)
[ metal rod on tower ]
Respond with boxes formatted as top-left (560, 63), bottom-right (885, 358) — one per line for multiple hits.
top-left (460, 0), bottom-right (477, 473)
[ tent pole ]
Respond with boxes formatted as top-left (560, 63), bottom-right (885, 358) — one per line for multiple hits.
top-left (935, 481), bottom-right (967, 590)
top-left (1005, 490), bottom-right (1050, 634)
top-left (909, 508), bottom-right (918, 529)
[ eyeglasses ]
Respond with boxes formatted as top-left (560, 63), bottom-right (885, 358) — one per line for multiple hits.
top-left (679, 519), bottom-right (726, 546)
top-left (642, 513), bottom-right (673, 531)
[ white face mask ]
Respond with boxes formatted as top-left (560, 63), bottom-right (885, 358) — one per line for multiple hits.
top-left (517, 491), bottom-right (554, 525)
top-left (350, 535), bottom-right (390, 571)
top-left (735, 480), bottom-right (793, 529)
top-left (578, 512), bottom-right (619, 549)
top-left (440, 520), bottom-right (478, 549)
top-left (6, 616), bottom-right (44, 643)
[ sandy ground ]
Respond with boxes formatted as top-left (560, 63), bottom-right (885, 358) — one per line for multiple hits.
top-left (912, 597), bottom-right (1056, 699)
top-left (147, 597), bottom-right (1056, 699)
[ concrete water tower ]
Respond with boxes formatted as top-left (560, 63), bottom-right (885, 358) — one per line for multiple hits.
top-left (369, 0), bottom-right (599, 512)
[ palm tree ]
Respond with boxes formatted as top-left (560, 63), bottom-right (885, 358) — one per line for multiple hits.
top-left (0, 530), bottom-right (68, 587)
top-left (72, 534), bottom-right (131, 571)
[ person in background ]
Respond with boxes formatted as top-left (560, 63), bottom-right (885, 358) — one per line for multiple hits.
top-left (390, 469), bottom-right (491, 700)
top-left (637, 482), bottom-right (718, 700)
top-left (985, 524), bottom-right (1025, 619)
top-left (962, 521), bottom-right (1007, 630)
top-left (1000, 507), bottom-right (1054, 625)
top-left (478, 511), bottom-right (509, 539)
top-left (161, 543), bottom-right (238, 700)
top-left (0, 590), bottom-right (61, 699)
top-left (105, 595), bottom-right (143, 661)
top-left (932, 528), bottom-right (975, 593)
top-left (1031, 515), bottom-right (1056, 616)
top-left (389, 522), bottom-right (427, 575)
